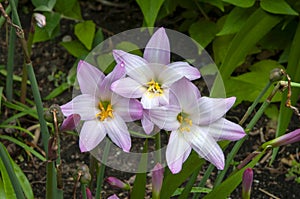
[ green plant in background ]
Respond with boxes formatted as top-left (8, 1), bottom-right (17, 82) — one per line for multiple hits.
top-left (286, 159), bottom-right (300, 184)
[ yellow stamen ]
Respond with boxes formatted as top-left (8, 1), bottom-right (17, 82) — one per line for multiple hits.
top-left (95, 102), bottom-right (114, 121)
top-left (177, 113), bottom-right (192, 132)
top-left (146, 79), bottom-right (163, 98)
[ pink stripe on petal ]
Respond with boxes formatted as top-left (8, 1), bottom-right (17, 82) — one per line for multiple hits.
top-left (77, 60), bottom-right (104, 96)
top-left (79, 120), bottom-right (106, 152)
top-left (141, 114), bottom-right (154, 134)
top-left (111, 78), bottom-right (146, 98)
top-left (144, 27), bottom-right (170, 65)
top-left (168, 61), bottom-right (201, 81)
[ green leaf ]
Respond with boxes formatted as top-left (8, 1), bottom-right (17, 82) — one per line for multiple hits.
top-left (60, 41), bottom-right (89, 58)
top-left (32, 0), bottom-right (56, 11)
top-left (116, 41), bottom-right (142, 56)
top-left (75, 20), bottom-right (96, 50)
top-left (54, 0), bottom-right (82, 20)
top-left (260, 0), bottom-right (298, 15)
top-left (43, 82), bottom-right (70, 100)
top-left (33, 12), bottom-right (61, 43)
top-left (136, 0), bottom-right (165, 27)
top-left (217, 7), bottom-right (254, 36)
top-left (200, 0), bottom-right (224, 11)
top-left (225, 60), bottom-right (284, 104)
top-left (264, 104), bottom-right (279, 120)
top-left (222, 0), bottom-right (255, 7)
top-left (212, 34), bottom-right (234, 65)
top-left (189, 20), bottom-right (218, 48)
top-left (92, 28), bottom-right (104, 48)
top-left (160, 152), bottom-right (205, 199)
top-left (172, 187), bottom-right (211, 196)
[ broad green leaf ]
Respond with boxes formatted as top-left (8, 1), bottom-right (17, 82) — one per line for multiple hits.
top-left (189, 20), bottom-right (218, 48)
top-left (54, 0), bottom-right (82, 20)
top-left (60, 41), bottom-right (89, 58)
top-left (92, 28), bottom-right (104, 48)
top-left (260, 0), bottom-right (298, 15)
top-left (96, 53), bottom-right (115, 74)
top-left (32, 0), bottom-right (56, 11)
top-left (75, 20), bottom-right (96, 50)
top-left (217, 7), bottom-right (254, 36)
top-left (225, 60), bottom-right (284, 104)
top-left (136, 0), bottom-right (165, 27)
top-left (116, 41), bottom-right (142, 56)
top-left (44, 82), bottom-right (70, 100)
top-left (212, 34), bottom-right (234, 65)
top-left (222, 0), bottom-right (255, 8)
top-left (200, 0), bottom-right (224, 11)
top-left (33, 12), bottom-right (60, 43)
top-left (264, 104), bottom-right (279, 120)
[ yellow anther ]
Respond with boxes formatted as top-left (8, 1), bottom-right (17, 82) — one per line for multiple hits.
top-left (96, 102), bottom-right (114, 121)
top-left (177, 113), bottom-right (192, 132)
top-left (146, 79), bottom-right (163, 97)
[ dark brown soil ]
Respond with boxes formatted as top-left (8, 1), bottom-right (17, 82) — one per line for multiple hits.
top-left (1, 0), bottom-right (300, 198)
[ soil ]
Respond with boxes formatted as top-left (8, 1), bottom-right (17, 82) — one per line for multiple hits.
top-left (1, 0), bottom-right (300, 198)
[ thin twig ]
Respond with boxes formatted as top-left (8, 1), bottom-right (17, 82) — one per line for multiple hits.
top-left (258, 188), bottom-right (280, 199)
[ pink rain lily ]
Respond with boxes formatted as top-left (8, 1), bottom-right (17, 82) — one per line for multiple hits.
top-left (242, 168), bottom-right (253, 199)
top-left (61, 60), bottom-right (143, 152)
top-left (146, 78), bottom-right (246, 173)
top-left (111, 27), bottom-right (200, 109)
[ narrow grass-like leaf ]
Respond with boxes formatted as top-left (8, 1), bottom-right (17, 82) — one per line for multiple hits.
top-left (0, 125), bottom-right (34, 138)
top-left (0, 135), bottom-right (46, 161)
top-left (0, 156), bottom-right (17, 199)
top-left (44, 82), bottom-right (70, 100)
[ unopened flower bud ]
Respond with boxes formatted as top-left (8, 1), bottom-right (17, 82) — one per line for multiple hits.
top-left (74, 164), bottom-right (91, 184)
top-left (269, 68), bottom-right (283, 82)
top-left (85, 187), bottom-right (92, 199)
top-left (242, 168), bottom-right (253, 199)
top-left (33, 13), bottom-right (46, 28)
top-left (152, 163), bottom-right (164, 199)
top-left (106, 177), bottom-right (130, 190)
top-left (44, 104), bottom-right (64, 124)
top-left (60, 114), bottom-right (81, 132)
top-left (262, 128), bottom-right (300, 148)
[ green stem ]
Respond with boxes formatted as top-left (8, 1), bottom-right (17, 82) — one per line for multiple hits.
top-left (0, 4), bottom-right (11, 28)
top-left (155, 133), bottom-right (161, 163)
top-left (95, 140), bottom-right (111, 199)
top-left (6, 23), bottom-right (16, 101)
top-left (46, 162), bottom-right (57, 199)
top-left (178, 165), bottom-right (202, 199)
top-left (81, 184), bottom-right (87, 199)
top-left (280, 80), bottom-right (300, 88)
top-left (192, 164), bottom-right (215, 199)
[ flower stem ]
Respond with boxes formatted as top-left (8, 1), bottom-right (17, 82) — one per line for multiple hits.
top-left (155, 133), bottom-right (161, 163)
top-left (95, 140), bottom-right (111, 199)
top-left (178, 165), bottom-right (202, 199)
top-left (192, 164), bottom-right (215, 199)
top-left (81, 184), bottom-right (87, 199)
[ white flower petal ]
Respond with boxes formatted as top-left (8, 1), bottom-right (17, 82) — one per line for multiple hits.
top-left (113, 97), bottom-right (143, 122)
top-left (158, 88), bottom-right (169, 106)
top-left (168, 61), bottom-right (201, 80)
top-left (146, 105), bottom-right (180, 131)
top-left (141, 92), bottom-right (160, 109)
top-left (158, 66), bottom-right (185, 87)
top-left (192, 97), bottom-right (236, 126)
top-left (201, 118), bottom-right (246, 141)
top-left (144, 27), bottom-right (170, 65)
top-left (184, 125), bottom-right (225, 170)
top-left (60, 94), bottom-right (98, 120)
top-left (103, 114), bottom-right (131, 152)
top-left (141, 114), bottom-right (155, 134)
top-left (166, 131), bottom-right (191, 174)
top-left (111, 78), bottom-right (147, 98)
top-left (77, 60), bottom-right (104, 96)
top-left (79, 120), bottom-right (106, 152)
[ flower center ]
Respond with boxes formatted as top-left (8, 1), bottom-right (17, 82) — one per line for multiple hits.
top-left (146, 79), bottom-right (163, 98)
top-left (177, 113), bottom-right (192, 132)
top-left (95, 101), bottom-right (114, 121)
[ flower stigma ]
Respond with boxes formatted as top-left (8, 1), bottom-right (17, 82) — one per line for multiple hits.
top-left (177, 112), bottom-right (192, 132)
top-left (146, 79), bottom-right (163, 98)
top-left (96, 101), bottom-right (114, 121)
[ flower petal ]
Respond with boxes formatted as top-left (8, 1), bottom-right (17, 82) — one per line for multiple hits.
top-left (60, 114), bottom-right (81, 132)
top-left (144, 27), bottom-right (170, 65)
top-left (113, 97), bottom-right (143, 122)
top-left (113, 50), bottom-right (156, 84)
top-left (166, 131), bottom-right (191, 174)
top-left (79, 120), bottom-right (106, 152)
top-left (99, 62), bottom-right (126, 101)
top-left (192, 96), bottom-right (236, 126)
top-left (168, 61), bottom-right (201, 80)
top-left (60, 94), bottom-right (98, 120)
top-left (141, 92), bottom-right (160, 109)
top-left (184, 125), bottom-right (225, 170)
top-left (104, 114), bottom-right (131, 152)
top-left (111, 77), bottom-right (147, 98)
top-left (77, 60), bottom-right (104, 96)
top-left (141, 114), bottom-right (155, 134)
top-left (169, 78), bottom-right (200, 113)
top-left (202, 118), bottom-right (246, 141)
top-left (158, 66), bottom-right (183, 87)
top-left (146, 105), bottom-right (180, 131)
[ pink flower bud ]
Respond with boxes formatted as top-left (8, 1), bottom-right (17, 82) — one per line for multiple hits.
top-left (33, 13), bottom-right (46, 28)
top-left (152, 163), bottom-right (164, 199)
top-left (108, 194), bottom-right (120, 199)
top-left (60, 114), bottom-right (81, 132)
top-left (106, 177), bottom-right (130, 190)
top-left (85, 187), bottom-right (92, 199)
top-left (242, 168), bottom-right (253, 199)
top-left (263, 129), bottom-right (300, 148)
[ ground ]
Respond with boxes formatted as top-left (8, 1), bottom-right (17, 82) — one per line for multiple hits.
top-left (1, 0), bottom-right (300, 198)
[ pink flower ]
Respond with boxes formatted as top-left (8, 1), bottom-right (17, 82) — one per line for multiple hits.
top-left (60, 114), bottom-right (81, 132)
top-left (242, 168), bottom-right (253, 199)
top-left (145, 78), bottom-right (246, 173)
top-left (106, 177), bottom-right (130, 190)
top-left (152, 163), bottom-right (164, 199)
top-left (61, 61), bottom-right (143, 152)
top-left (262, 128), bottom-right (300, 148)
